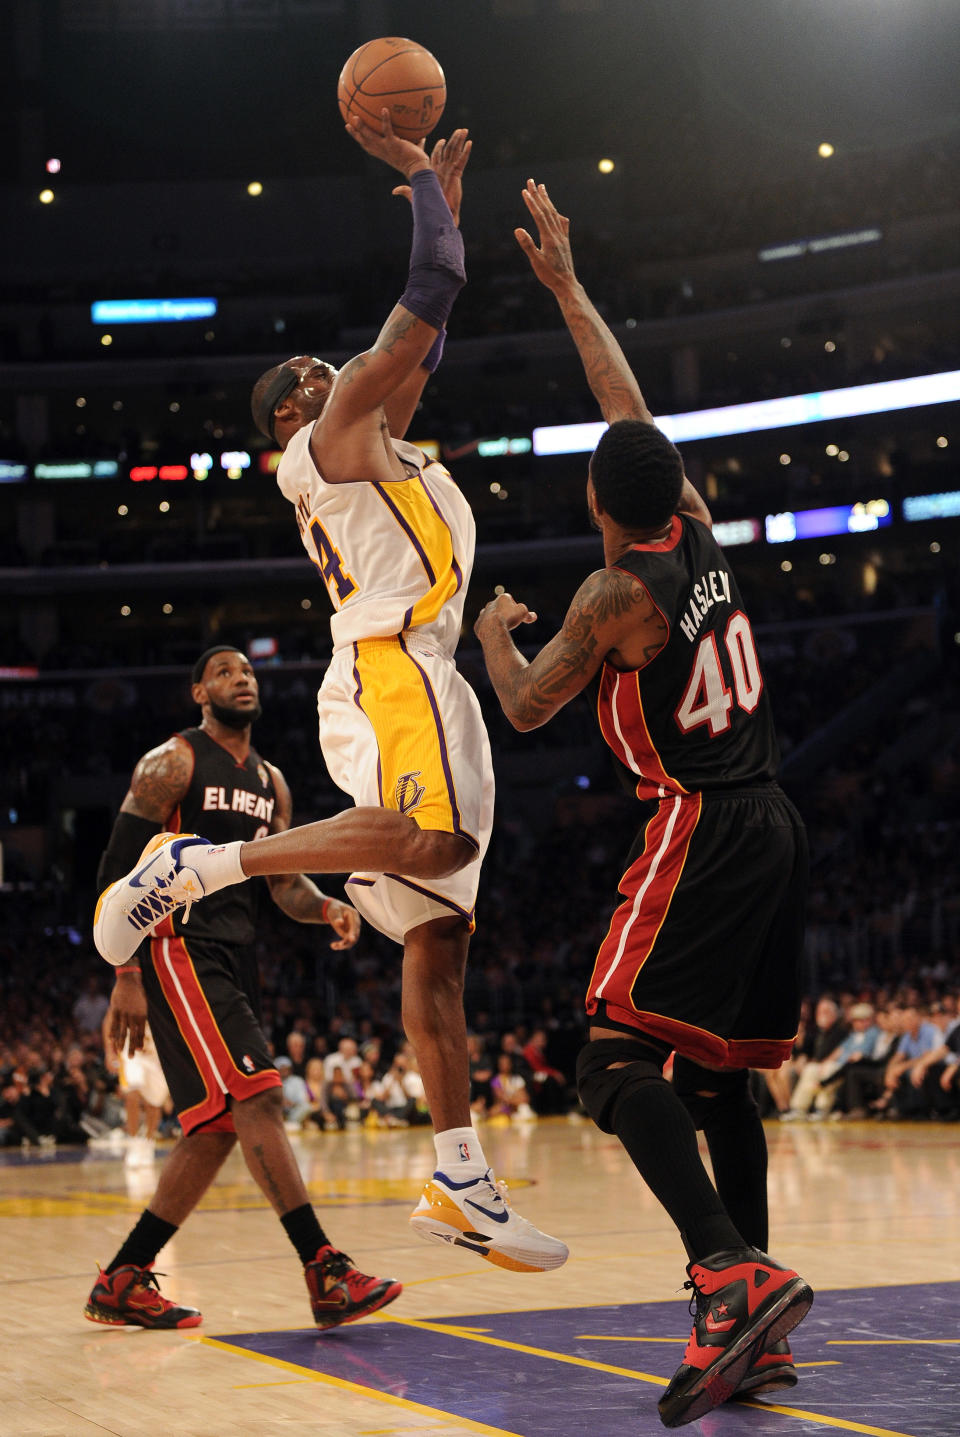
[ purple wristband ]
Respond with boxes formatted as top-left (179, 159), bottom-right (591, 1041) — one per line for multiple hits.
top-left (399, 169), bottom-right (466, 331)
top-left (422, 328), bottom-right (446, 372)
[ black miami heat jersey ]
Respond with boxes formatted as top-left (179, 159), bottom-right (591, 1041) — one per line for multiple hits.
top-left (156, 727), bottom-right (278, 947)
top-left (597, 514), bottom-right (778, 800)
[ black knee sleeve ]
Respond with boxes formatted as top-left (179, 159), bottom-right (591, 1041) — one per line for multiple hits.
top-left (672, 1058), bottom-right (757, 1131)
top-left (576, 1038), bottom-right (667, 1134)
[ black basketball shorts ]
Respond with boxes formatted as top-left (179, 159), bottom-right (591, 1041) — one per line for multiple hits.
top-left (142, 933), bottom-right (279, 1134)
top-left (585, 784), bottom-right (808, 1070)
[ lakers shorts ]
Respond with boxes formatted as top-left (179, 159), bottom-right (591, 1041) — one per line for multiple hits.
top-left (586, 785), bottom-right (808, 1070)
top-left (319, 633), bottom-right (494, 943)
top-left (143, 933), bottom-right (279, 1135)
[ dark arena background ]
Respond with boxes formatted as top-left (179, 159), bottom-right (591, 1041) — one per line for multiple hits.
top-left (2, 3), bottom-right (959, 1435)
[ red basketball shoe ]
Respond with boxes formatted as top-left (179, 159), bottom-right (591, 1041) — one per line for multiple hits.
top-left (658, 1248), bottom-right (812, 1428)
top-left (304, 1245), bottom-right (402, 1330)
top-left (84, 1265), bottom-right (202, 1328)
top-left (734, 1337), bottom-right (798, 1398)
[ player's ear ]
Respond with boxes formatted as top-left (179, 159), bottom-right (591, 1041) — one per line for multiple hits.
top-left (191, 681), bottom-right (206, 705)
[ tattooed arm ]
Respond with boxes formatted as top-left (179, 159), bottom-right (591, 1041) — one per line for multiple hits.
top-left (515, 179), bottom-right (711, 527)
top-left (263, 764), bottom-right (361, 950)
top-left (474, 569), bottom-right (667, 731)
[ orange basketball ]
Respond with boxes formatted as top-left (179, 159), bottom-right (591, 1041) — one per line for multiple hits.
top-left (337, 37), bottom-right (446, 142)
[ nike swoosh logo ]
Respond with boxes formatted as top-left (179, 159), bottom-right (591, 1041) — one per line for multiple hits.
top-left (464, 1197), bottom-right (510, 1224)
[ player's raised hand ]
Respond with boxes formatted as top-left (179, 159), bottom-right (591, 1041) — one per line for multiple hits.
top-left (326, 898), bottom-right (362, 950)
top-left (392, 127), bottom-right (472, 226)
top-left (345, 108), bottom-right (432, 180)
top-left (515, 179), bottom-right (577, 293)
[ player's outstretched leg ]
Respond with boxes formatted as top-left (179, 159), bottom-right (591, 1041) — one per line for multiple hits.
top-left (94, 832), bottom-right (211, 965)
top-left (410, 1167), bottom-right (569, 1272)
top-left (657, 1247), bottom-right (812, 1428)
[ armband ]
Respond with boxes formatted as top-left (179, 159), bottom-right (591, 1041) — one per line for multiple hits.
top-left (398, 169), bottom-right (466, 332)
top-left (321, 898), bottom-right (333, 923)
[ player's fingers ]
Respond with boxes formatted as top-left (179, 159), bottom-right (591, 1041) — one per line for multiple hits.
top-left (514, 227), bottom-right (536, 254)
top-left (522, 609), bottom-right (538, 623)
top-left (392, 185), bottom-right (413, 202)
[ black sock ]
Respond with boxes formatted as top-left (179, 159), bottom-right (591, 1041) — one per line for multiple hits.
top-left (281, 1203), bottom-right (330, 1265)
top-left (107, 1209), bottom-right (179, 1273)
top-left (611, 1078), bottom-right (744, 1262)
top-left (703, 1102), bottom-right (769, 1252)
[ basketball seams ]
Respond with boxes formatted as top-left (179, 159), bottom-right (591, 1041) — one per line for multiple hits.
top-left (338, 38), bottom-right (445, 140)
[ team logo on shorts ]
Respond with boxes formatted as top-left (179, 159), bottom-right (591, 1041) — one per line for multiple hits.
top-left (395, 771), bottom-right (426, 815)
top-left (242, 1054), bottom-right (255, 1073)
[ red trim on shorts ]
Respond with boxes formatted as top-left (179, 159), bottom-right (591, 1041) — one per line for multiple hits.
top-left (150, 935), bottom-right (279, 1134)
top-left (191, 1110), bottom-right (237, 1135)
top-left (593, 1009), bottom-right (794, 1072)
top-left (586, 793), bottom-right (701, 1016)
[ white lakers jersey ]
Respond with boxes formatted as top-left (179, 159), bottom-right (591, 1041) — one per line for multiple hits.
top-left (277, 424), bottom-right (475, 655)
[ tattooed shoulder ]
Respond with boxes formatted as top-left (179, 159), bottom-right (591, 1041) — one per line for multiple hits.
top-left (128, 737), bottom-right (192, 820)
top-left (575, 566), bottom-right (654, 624)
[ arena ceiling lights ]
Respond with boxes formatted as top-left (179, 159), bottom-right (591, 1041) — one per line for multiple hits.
top-left (532, 368), bottom-right (960, 454)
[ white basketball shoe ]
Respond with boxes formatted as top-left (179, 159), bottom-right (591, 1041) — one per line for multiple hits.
top-left (93, 833), bottom-right (209, 966)
top-left (410, 1168), bottom-right (568, 1272)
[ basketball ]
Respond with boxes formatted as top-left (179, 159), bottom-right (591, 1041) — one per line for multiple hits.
top-left (337, 37), bottom-right (446, 142)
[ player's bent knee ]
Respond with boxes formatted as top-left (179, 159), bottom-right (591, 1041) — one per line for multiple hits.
top-left (231, 1086), bottom-right (284, 1124)
top-left (576, 1038), bottom-right (666, 1134)
top-left (672, 1058), bottom-right (755, 1130)
top-left (408, 827), bottom-right (475, 878)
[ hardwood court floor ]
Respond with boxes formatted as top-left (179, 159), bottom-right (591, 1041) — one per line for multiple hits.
top-left (3, 1114), bottom-right (959, 1436)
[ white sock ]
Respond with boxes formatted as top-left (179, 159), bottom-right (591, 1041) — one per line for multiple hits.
top-left (434, 1126), bottom-right (487, 1178)
top-left (189, 839), bottom-right (246, 895)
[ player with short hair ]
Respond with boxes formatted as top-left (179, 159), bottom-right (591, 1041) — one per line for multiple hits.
top-left (472, 182), bottom-right (812, 1428)
top-left (85, 646), bottom-right (400, 1330)
top-left (93, 117), bottom-right (567, 1276)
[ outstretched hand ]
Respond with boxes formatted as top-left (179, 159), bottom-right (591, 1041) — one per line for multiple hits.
top-left (514, 179), bottom-right (577, 292)
top-left (392, 127), bottom-right (472, 226)
top-left (345, 108), bottom-right (433, 181)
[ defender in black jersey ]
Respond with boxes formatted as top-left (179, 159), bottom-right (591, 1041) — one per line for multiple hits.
top-left (85, 647), bottom-right (401, 1332)
top-left (476, 181), bottom-right (811, 1428)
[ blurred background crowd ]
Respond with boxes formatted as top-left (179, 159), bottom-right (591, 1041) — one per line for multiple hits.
top-left (2, 0), bottom-right (959, 1151)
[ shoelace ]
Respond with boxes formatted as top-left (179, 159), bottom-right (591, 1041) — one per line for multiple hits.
top-left (318, 1250), bottom-right (353, 1281)
top-left (162, 865), bottom-right (197, 925)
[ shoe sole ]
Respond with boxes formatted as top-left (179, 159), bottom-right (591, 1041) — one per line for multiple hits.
top-left (409, 1209), bottom-right (568, 1273)
top-left (733, 1367), bottom-right (799, 1398)
top-left (83, 1300), bottom-right (202, 1329)
top-left (659, 1278), bottom-right (813, 1428)
top-left (313, 1279), bottom-right (402, 1330)
top-left (93, 832), bottom-right (198, 965)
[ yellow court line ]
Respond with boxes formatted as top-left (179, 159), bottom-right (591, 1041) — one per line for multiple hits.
top-left (193, 1323), bottom-right (921, 1437)
top-left (386, 1315), bottom-right (668, 1387)
top-left (187, 1334), bottom-right (524, 1437)
top-left (829, 1338), bottom-right (960, 1346)
top-left (578, 1337), bottom-right (836, 1368)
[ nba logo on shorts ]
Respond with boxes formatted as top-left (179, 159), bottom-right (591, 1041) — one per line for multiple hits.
top-left (242, 1054), bottom-right (255, 1073)
top-left (458, 1141), bottom-right (470, 1162)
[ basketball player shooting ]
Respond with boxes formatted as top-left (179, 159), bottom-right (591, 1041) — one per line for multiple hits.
top-left (473, 182), bottom-right (813, 1428)
top-left (93, 118), bottom-right (568, 1276)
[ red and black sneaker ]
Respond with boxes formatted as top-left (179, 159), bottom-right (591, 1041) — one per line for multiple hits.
top-left (84, 1265), bottom-right (202, 1329)
top-left (304, 1245), bottom-right (402, 1330)
top-left (733, 1337), bottom-right (798, 1399)
top-left (657, 1247), bottom-right (812, 1428)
